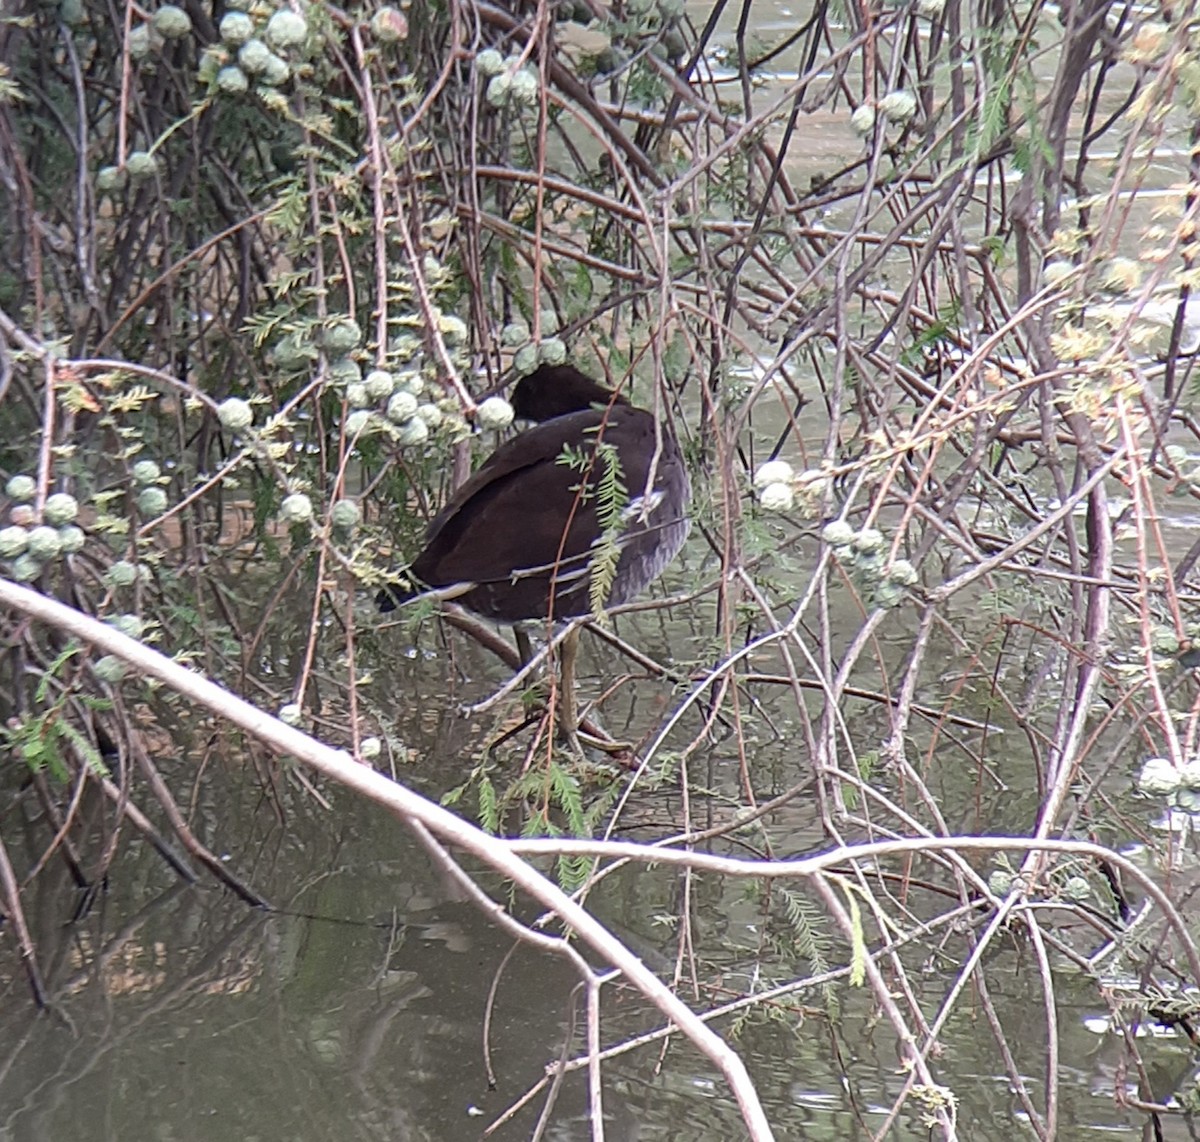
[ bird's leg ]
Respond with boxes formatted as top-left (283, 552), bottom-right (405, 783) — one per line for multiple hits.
top-left (555, 623), bottom-right (583, 754)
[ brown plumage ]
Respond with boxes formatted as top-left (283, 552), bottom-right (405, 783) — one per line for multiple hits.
top-left (381, 364), bottom-right (689, 623)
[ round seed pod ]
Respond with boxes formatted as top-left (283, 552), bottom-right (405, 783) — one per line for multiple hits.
top-left (853, 527), bottom-right (884, 554)
top-left (386, 391), bottom-right (419, 423)
top-left (394, 371), bottom-right (424, 396)
top-left (330, 499), bottom-right (361, 530)
top-left (758, 482), bottom-right (794, 512)
top-left (477, 396), bottom-right (514, 430)
top-left (346, 382), bottom-right (370, 408)
top-left (279, 493), bottom-right (314, 524)
top-left (850, 103), bottom-right (876, 136)
top-left (58, 525), bottom-right (86, 554)
top-left (5, 475), bottom-right (36, 501)
top-left (125, 151), bottom-right (159, 181)
top-left (132, 459), bottom-right (162, 485)
top-left (321, 318), bottom-right (361, 354)
top-left (217, 397), bottom-right (253, 431)
top-left (821, 520), bottom-right (855, 548)
top-left (414, 403), bottom-right (443, 428)
top-left (10, 505), bottom-right (35, 527)
top-left (44, 493), bottom-right (79, 526)
top-left (238, 38), bottom-right (272, 74)
top-left (874, 582), bottom-right (904, 609)
top-left (137, 486), bottom-right (169, 516)
top-left (128, 23), bottom-right (156, 59)
top-left (1136, 756), bottom-right (1179, 796)
top-left (94, 656), bottom-right (128, 683)
top-left (1062, 876), bottom-right (1090, 903)
top-left (345, 410), bottom-right (374, 436)
top-left (394, 417), bottom-right (429, 446)
top-left (329, 357), bottom-right (362, 386)
top-left (886, 559), bottom-right (918, 586)
top-left (0, 526), bottom-right (29, 558)
top-left (501, 321), bottom-right (530, 348)
top-left (219, 11), bottom-right (255, 45)
top-left (537, 337), bottom-right (567, 366)
top-left (510, 68), bottom-right (539, 107)
top-left (879, 89), bottom-right (917, 124)
top-left (279, 702), bottom-right (302, 726)
top-left (108, 613), bottom-right (144, 638)
top-left (753, 459), bottom-right (795, 489)
top-left (27, 526), bottom-right (62, 561)
top-left (476, 47), bottom-right (504, 76)
top-left (261, 53), bottom-right (291, 85)
top-left (153, 5), bottom-right (192, 39)
top-left (96, 166), bottom-right (127, 193)
top-left (370, 6), bottom-right (407, 42)
top-left (9, 554), bottom-right (41, 582)
top-left (987, 869), bottom-right (1013, 897)
top-left (359, 736), bottom-right (382, 759)
top-left (513, 344), bottom-right (539, 375)
top-left (106, 560), bottom-right (138, 587)
top-left (364, 370), bottom-right (395, 400)
top-left (265, 9), bottom-right (307, 49)
top-left (485, 73), bottom-right (513, 107)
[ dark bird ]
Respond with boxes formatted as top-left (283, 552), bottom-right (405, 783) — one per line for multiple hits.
top-left (382, 363), bottom-right (690, 739)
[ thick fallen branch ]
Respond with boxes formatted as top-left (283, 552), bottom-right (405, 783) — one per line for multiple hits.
top-left (0, 576), bottom-right (776, 1142)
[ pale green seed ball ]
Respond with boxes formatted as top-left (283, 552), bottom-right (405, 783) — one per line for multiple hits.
top-left (476, 47), bottom-right (504, 75)
top-left (537, 337), bottom-right (567, 366)
top-left (346, 382), bottom-right (370, 409)
top-left (153, 5), bottom-right (192, 39)
top-left (265, 8), bottom-right (307, 49)
top-left (107, 559), bottom-right (138, 587)
top-left (0, 526), bottom-right (28, 558)
top-left (261, 53), bottom-right (290, 85)
top-left (238, 38), bottom-right (272, 74)
top-left (126, 151), bottom-right (159, 181)
top-left (132, 459), bottom-right (161, 485)
top-left (386, 391), bottom-right (419, 423)
top-left (279, 702), bottom-right (302, 726)
top-left (370, 5), bottom-right (408, 42)
top-left (26, 526), bottom-right (62, 561)
top-left (5, 475), bottom-right (36, 501)
top-left (97, 165), bottom-right (127, 193)
top-left (753, 459), bottom-right (795, 489)
top-left (128, 23), bottom-right (155, 59)
top-left (758, 482), bottom-right (794, 512)
top-left (359, 735), bottom-right (382, 759)
top-left (477, 396), bottom-right (514, 430)
top-left (886, 559), bottom-right (918, 586)
top-left (1062, 876), bottom-right (1091, 903)
top-left (217, 396), bottom-right (253, 431)
top-left (137, 486), bottom-right (169, 516)
top-left (510, 68), bottom-right (539, 107)
top-left (394, 417), bottom-right (429, 446)
top-left (44, 493), bottom-right (79, 526)
top-left (9, 553), bottom-right (41, 582)
top-left (414, 403), bottom-right (443, 428)
top-left (345, 410), bottom-right (374, 436)
top-left (485, 73), bottom-right (512, 107)
top-left (329, 357), bottom-right (362, 387)
top-left (513, 344), bottom-right (539, 375)
top-left (58, 525), bottom-right (86, 554)
top-left (853, 527), bottom-right (884, 554)
top-left (322, 318), bottom-right (361, 354)
top-left (501, 321), bottom-right (530, 348)
top-left (279, 492), bottom-right (314, 524)
top-left (364, 370), bottom-right (395, 400)
top-left (987, 869), bottom-right (1013, 897)
top-left (94, 655), bottom-right (128, 683)
top-left (108, 613), bottom-right (144, 638)
top-left (219, 11), bottom-right (255, 45)
top-left (330, 499), bottom-right (361, 530)
top-left (821, 520), bottom-right (855, 547)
